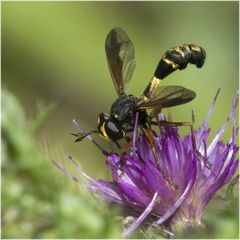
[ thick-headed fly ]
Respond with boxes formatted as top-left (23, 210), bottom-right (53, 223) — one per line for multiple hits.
top-left (74, 27), bottom-right (205, 143)
top-left (73, 28), bottom-right (206, 189)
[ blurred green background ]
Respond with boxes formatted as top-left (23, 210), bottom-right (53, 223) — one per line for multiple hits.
top-left (2, 1), bottom-right (239, 238)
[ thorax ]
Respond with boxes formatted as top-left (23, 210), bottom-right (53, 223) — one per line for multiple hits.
top-left (110, 94), bottom-right (138, 123)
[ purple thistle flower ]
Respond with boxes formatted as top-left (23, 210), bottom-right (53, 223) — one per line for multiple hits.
top-left (53, 89), bottom-right (239, 238)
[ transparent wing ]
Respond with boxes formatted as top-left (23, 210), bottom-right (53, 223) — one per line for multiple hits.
top-left (105, 27), bottom-right (136, 95)
top-left (137, 85), bottom-right (196, 109)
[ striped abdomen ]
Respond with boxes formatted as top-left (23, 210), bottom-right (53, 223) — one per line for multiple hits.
top-left (154, 44), bottom-right (206, 80)
top-left (142, 44), bottom-right (206, 99)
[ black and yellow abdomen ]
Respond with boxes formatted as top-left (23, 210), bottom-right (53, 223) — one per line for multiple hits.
top-left (143, 44), bottom-right (206, 99)
top-left (155, 44), bottom-right (206, 80)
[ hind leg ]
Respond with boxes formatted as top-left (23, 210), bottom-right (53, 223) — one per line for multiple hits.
top-left (151, 119), bottom-right (212, 169)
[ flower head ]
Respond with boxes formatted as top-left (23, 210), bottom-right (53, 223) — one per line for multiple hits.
top-left (53, 90), bottom-right (238, 237)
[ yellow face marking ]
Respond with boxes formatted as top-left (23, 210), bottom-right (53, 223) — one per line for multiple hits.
top-left (97, 117), bottom-right (100, 124)
top-left (99, 122), bottom-right (111, 141)
top-left (100, 122), bottom-right (108, 138)
top-left (162, 56), bottom-right (179, 69)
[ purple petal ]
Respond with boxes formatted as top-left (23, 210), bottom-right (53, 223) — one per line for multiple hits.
top-left (198, 89), bottom-right (221, 136)
top-left (207, 144), bottom-right (231, 181)
top-left (122, 165), bottom-right (149, 190)
top-left (123, 192), bottom-right (159, 237)
top-left (227, 95), bottom-right (239, 146)
top-left (207, 93), bottom-right (238, 156)
top-left (152, 160), bottom-right (197, 226)
top-left (196, 129), bottom-right (211, 154)
top-left (51, 160), bottom-right (89, 188)
top-left (164, 136), bottom-right (181, 182)
top-left (141, 161), bottom-right (175, 202)
top-left (183, 151), bottom-right (196, 184)
top-left (115, 180), bottom-right (151, 205)
top-left (66, 156), bottom-right (124, 203)
top-left (224, 160), bottom-right (239, 184)
top-left (132, 112), bottom-right (139, 155)
top-left (200, 151), bottom-right (237, 211)
top-left (52, 159), bottom-right (120, 203)
top-left (207, 117), bottom-right (232, 156)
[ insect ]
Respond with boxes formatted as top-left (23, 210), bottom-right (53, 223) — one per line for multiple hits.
top-left (74, 27), bottom-right (205, 144)
top-left (73, 27), bottom-right (206, 188)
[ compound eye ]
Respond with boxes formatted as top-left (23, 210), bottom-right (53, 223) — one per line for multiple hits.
top-left (105, 121), bottom-right (125, 141)
top-left (98, 119), bottom-right (124, 141)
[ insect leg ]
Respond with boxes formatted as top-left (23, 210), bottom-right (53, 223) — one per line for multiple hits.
top-left (141, 125), bottom-right (179, 190)
top-left (154, 120), bottom-right (197, 149)
top-left (152, 119), bottom-right (212, 169)
top-left (113, 138), bottom-right (133, 178)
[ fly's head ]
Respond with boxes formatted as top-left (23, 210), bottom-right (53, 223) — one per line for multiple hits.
top-left (97, 113), bottom-right (125, 141)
